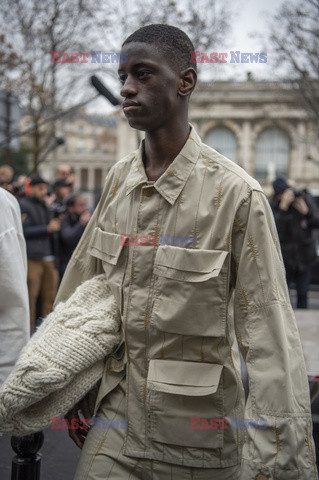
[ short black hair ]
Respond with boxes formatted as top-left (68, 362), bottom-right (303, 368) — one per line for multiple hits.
top-left (64, 192), bottom-right (83, 207)
top-left (122, 24), bottom-right (197, 73)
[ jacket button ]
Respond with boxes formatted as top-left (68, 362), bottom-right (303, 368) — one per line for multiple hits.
top-left (256, 475), bottom-right (266, 480)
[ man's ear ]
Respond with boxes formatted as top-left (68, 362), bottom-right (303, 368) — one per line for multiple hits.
top-left (178, 68), bottom-right (197, 97)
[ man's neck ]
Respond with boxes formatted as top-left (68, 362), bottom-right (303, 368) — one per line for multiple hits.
top-left (143, 121), bottom-right (191, 181)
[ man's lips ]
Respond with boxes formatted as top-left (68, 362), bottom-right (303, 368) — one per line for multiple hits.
top-left (122, 100), bottom-right (141, 112)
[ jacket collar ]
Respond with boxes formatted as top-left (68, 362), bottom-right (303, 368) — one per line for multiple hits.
top-left (125, 125), bottom-right (202, 205)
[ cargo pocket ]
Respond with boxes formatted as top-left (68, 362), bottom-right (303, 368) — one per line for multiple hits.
top-left (147, 359), bottom-right (224, 448)
top-left (88, 227), bottom-right (127, 313)
top-left (151, 246), bottom-right (229, 337)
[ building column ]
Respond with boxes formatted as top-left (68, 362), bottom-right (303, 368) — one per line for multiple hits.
top-left (74, 166), bottom-right (81, 191)
top-left (240, 121), bottom-right (253, 174)
top-left (88, 166), bottom-right (95, 193)
top-left (290, 122), bottom-right (305, 182)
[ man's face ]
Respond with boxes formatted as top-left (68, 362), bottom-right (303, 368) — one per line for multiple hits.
top-left (70, 196), bottom-right (88, 217)
top-left (57, 166), bottom-right (71, 180)
top-left (118, 42), bottom-right (182, 132)
top-left (56, 186), bottom-right (71, 198)
top-left (31, 183), bottom-right (47, 202)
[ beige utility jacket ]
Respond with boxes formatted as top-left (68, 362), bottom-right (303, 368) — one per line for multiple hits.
top-left (56, 126), bottom-right (317, 479)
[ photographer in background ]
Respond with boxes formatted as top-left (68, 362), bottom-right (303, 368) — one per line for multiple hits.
top-left (19, 176), bottom-right (60, 332)
top-left (270, 177), bottom-right (319, 308)
top-left (58, 193), bottom-right (91, 280)
top-left (52, 179), bottom-right (72, 208)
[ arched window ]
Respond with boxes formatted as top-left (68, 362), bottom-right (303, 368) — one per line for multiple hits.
top-left (204, 127), bottom-right (237, 163)
top-left (255, 128), bottom-right (290, 181)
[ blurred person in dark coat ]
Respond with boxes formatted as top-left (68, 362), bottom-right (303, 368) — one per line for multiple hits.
top-left (19, 176), bottom-right (60, 332)
top-left (270, 177), bottom-right (319, 308)
top-left (59, 193), bottom-right (91, 280)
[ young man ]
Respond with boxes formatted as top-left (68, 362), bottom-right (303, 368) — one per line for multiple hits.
top-left (56, 25), bottom-right (317, 480)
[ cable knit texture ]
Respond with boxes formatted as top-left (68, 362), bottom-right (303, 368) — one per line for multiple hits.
top-left (0, 274), bottom-right (121, 436)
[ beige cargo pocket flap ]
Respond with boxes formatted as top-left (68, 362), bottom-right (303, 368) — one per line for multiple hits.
top-left (88, 227), bottom-right (124, 265)
top-left (147, 359), bottom-right (223, 396)
top-left (154, 246), bottom-right (228, 282)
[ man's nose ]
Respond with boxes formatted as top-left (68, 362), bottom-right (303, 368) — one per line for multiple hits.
top-left (120, 76), bottom-right (137, 98)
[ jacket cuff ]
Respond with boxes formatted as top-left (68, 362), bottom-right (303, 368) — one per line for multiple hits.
top-left (240, 457), bottom-right (318, 480)
top-left (239, 415), bottom-right (318, 479)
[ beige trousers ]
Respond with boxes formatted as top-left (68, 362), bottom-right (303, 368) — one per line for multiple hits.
top-left (27, 259), bottom-right (58, 332)
top-left (73, 379), bottom-right (240, 480)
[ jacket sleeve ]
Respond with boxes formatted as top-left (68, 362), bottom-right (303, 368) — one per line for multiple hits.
top-left (231, 188), bottom-right (318, 480)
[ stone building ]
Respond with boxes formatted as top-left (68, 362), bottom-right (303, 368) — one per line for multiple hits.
top-left (21, 110), bottom-right (117, 205)
top-left (117, 79), bottom-right (319, 196)
top-left (45, 111), bottom-right (117, 200)
top-left (22, 79), bottom-right (319, 200)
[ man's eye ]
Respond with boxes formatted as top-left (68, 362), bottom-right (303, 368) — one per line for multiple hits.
top-left (137, 71), bottom-right (150, 79)
top-left (118, 76), bottom-right (126, 85)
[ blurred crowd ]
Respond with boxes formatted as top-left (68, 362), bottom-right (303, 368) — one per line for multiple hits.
top-left (270, 178), bottom-right (319, 310)
top-left (0, 163), bottom-right (92, 333)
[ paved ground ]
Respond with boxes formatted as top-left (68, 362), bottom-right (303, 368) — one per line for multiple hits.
top-left (1, 289), bottom-right (318, 479)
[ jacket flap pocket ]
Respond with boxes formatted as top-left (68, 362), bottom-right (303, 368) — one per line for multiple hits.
top-left (154, 246), bottom-right (228, 281)
top-left (88, 228), bottom-right (124, 265)
top-left (147, 359), bottom-right (223, 396)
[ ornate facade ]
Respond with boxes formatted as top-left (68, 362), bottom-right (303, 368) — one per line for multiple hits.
top-left (118, 79), bottom-right (319, 196)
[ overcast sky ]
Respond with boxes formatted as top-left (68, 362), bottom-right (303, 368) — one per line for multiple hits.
top-left (200, 0), bottom-right (299, 81)
top-left (88, 0), bottom-right (298, 113)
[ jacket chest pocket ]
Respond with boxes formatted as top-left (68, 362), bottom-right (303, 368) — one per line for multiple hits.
top-left (88, 227), bottom-right (127, 313)
top-left (151, 246), bottom-right (229, 337)
top-left (147, 359), bottom-right (224, 449)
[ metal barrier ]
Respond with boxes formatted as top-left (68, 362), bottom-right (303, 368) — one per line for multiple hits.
top-left (11, 432), bottom-right (44, 480)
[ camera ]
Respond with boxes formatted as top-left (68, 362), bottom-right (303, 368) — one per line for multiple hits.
top-left (292, 189), bottom-right (302, 198)
top-left (49, 202), bottom-right (66, 218)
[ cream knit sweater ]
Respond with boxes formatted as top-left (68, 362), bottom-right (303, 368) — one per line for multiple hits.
top-left (0, 274), bottom-right (121, 436)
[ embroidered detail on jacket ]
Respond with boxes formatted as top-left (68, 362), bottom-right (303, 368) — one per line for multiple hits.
top-left (215, 184), bottom-right (223, 209)
top-left (248, 235), bottom-right (258, 260)
top-left (233, 218), bottom-right (244, 233)
top-left (239, 286), bottom-right (250, 309)
top-left (165, 168), bottom-right (177, 176)
top-left (190, 227), bottom-right (200, 249)
top-left (273, 425), bottom-right (281, 453)
top-left (274, 278), bottom-right (281, 302)
top-left (306, 421), bottom-right (317, 471)
top-left (111, 177), bottom-right (120, 197)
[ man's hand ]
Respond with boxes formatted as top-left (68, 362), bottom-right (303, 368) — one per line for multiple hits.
top-left (47, 218), bottom-right (61, 233)
top-left (65, 396), bottom-right (92, 449)
top-left (79, 211), bottom-right (91, 227)
top-left (293, 196), bottom-right (309, 215)
top-left (279, 188), bottom-right (295, 211)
